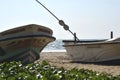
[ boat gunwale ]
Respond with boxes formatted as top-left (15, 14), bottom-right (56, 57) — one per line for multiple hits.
top-left (0, 24), bottom-right (53, 36)
top-left (0, 34), bottom-right (55, 41)
top-left (63, 39), bottom-right (107, 42)
top-left (63, 40), bottom-right (120, 47)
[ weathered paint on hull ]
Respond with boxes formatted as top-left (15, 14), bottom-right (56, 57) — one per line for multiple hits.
top-left (0, 36), bottom-right (55, 64)
top-left (63, 39), bottom-right (120, 64)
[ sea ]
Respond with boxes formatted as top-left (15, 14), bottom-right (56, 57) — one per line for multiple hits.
top-left (42, 39), bottom-right (66, 52)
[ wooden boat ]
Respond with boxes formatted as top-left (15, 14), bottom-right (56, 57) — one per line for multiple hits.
top-left (63, 37), bottom-right (120, 64)
top-left (0, 24), bottom-right (55, 64)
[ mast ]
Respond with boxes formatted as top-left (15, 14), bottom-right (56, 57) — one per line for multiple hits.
top-left (35, 0), bottom-right (80, 41)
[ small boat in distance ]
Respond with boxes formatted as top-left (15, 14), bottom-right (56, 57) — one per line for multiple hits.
top-left (63, 37), bottom-right (120, 65)
top-left (0, 24), bottom-right (55, 64)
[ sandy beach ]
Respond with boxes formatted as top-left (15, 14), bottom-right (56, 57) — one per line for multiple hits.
top-left (37, 52), bottom-right (120, 76)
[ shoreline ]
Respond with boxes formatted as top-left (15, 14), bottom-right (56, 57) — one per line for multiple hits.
top-left (37, 52), bottom-right (120, 76)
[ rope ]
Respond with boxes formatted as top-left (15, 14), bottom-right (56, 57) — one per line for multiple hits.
top-left (35, 0), bottom-right (80, 41)
top-left (35, 0), bottom-right (59, 21)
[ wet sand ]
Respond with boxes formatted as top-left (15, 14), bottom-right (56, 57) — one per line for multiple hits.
top-left (37, 52), bottom-right (120, 76)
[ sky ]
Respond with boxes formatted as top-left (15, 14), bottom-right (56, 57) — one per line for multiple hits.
top-left (0, 0), bottom-right (120, 40)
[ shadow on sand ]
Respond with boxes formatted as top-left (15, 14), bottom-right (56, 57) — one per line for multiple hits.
top-left (70, 59), bottom-right (120, 66)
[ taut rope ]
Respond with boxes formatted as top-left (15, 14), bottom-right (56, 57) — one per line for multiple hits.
top-left (35, 0), bottom-right (80, 41)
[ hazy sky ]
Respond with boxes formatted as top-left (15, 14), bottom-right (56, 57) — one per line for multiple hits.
top-left (0, 0), bottom-right (120, 39)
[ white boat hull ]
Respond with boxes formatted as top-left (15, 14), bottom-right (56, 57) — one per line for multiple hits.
top-left (63, 38), bottom-right (120, 64)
